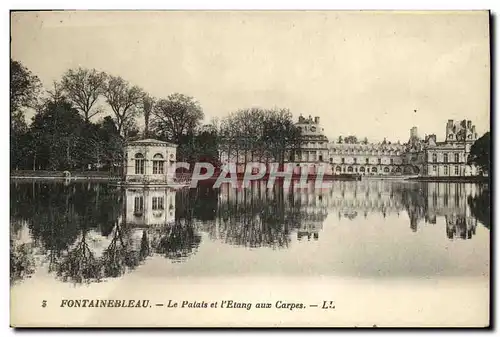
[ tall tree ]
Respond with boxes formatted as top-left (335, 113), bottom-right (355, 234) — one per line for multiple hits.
top-left (468, 132), bottom-right (490, 175)
top-left (96, 116), bottom-right (124, 172)
top-left (10, 59), bottom-right (41, 115)
top-left (102, 75), bottom-right (144, 137)
top-left (29, 98), bottom-right (86, 170)
top-left (61, 67), bottom-right (106, 122)
top-left (10, 59), bottom-right (41, 170)
top-left (262, 108), bottom-right (302, 166)
top-left (152, 93), bottom-right (204, 143)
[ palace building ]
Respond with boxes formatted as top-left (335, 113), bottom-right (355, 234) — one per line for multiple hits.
top-left (328, 141), bottom-right (406, 176)
top-left (218, 115), bottom-right (481, 178)
top-left (420, 120), bottom-right (479, 177)
top-left (292, 115), bottom-right (330, 175)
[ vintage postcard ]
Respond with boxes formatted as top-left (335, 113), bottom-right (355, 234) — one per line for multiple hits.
top-left (10, 10), bottom-right (491, 327)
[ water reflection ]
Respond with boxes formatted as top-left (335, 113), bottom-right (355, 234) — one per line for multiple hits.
top-left (10, 180), bottom-right (490, 284)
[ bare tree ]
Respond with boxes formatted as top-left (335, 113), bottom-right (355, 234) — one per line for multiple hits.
top-left (61, 68), bottom-right (106, 122)
top-left (102, 75), bottom-right (145, 137)
top-left (45, 81), bottom-right (66, 105)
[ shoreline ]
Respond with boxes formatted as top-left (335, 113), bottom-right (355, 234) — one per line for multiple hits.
top-left (408, 176), bottom-right (489, 183)
top-left (10, 171), bottom-right (489, 184)
top-left (10, 176), bottom-right (120, 181)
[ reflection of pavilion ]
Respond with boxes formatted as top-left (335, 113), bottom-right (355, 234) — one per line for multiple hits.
top-left (120, 187), bottom-right (202, 262)
top-left (121, 187), bottom-right (176, 228)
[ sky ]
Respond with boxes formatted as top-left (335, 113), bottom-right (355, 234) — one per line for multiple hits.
top-left (10, 10), bottom-right (490, 143)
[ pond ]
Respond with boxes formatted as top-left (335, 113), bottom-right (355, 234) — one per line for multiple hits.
top-left (9, 179), bottom-right (491, 327)
top-left (10, 180), bottom-right (490, 283)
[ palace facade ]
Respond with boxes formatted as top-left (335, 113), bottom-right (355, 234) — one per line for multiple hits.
top-left (328, 141), bottom-right (406, 176)
top-left (327, 119), bottom-right (481, 177)
top-left (420, 119), bottom-right (479, 177)
top-left (292, 115), bottom-right (330, 175)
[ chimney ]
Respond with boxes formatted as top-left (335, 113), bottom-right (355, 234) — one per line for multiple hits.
top-left (314, 116), bottom-right (320, 124)
top-left (467, 120), bottom-right (472, 128)
top-left (447, 119), bottom-right (454, 126)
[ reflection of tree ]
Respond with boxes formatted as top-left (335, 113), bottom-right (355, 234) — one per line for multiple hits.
top-left (154, 221), bottom-right (202, 262)
top-left (467, 186), bottom-right (490, 229)
top-left (10, 182), bottom-right (122, 268)
top-left (213, 183), bottom-right (306, 249)
top-left (55, 228), bottom-right (102, 284)
top-left (10, 239), bottom-right (35, 284)
top-left (139, 231), bottom-right (150, 260)
top-left (398, 183), bottom-right (427, 232)
top-left (101, 222), bottom-right (141, 278)
top-left (10, 181), bottom-right (126, 284)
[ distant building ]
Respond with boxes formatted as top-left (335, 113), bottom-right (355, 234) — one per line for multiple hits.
top-left (123, 139), bottom-right (178, 184)
top-left (328, 141), bottom-right (406, 176)
top-left (421, 119), bottom-right (479, 177)
top-left (218, 117), bottom-right (482, 178)
top-left (291, 115), bottom-right (330, 175)
top-left (219, 114), bottom-right (332, 175)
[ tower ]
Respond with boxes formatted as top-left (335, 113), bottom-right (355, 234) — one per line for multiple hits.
top-left (410, 126), bottom-right (418, 139)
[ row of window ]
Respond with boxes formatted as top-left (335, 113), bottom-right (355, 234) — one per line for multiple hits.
top-left (135, 160), bottom-right (165, 174)
top-left (431, 165), bottom-right (460, 175)
top-left (335, 166), bottom-right (399, 173)
top-left (134, 196), bottom-right (166, 213)
top-left (301, 142), bottom-right (327, 147)
top-left (335, 158), bottom-right (395, 165)
top-left (430, 153), bottom-right (461, 163)
top-left (331, 149), bottom-right (401, 155)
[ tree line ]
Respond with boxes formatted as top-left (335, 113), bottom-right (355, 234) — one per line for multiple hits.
top-left (10, 59), bottom-right (209, 171)
top-left (10, 59), bottom-right (302, 172)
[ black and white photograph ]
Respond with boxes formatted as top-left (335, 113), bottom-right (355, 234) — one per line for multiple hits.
top-left (9, 10), bottom-right (491, 327)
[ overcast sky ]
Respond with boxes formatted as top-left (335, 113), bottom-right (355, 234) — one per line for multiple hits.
top-left (11, 10), bottom-right (490, 143)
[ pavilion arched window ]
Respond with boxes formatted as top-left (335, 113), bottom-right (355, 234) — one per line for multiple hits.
top-left (135, 153), bottom-right (145, 175)
top-left (153, 153), bottom-right (165, 174)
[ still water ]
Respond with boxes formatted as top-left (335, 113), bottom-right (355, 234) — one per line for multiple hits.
top-left (10, 180), bottom-right (490, 285)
